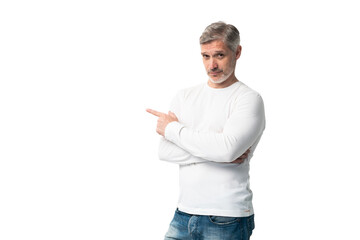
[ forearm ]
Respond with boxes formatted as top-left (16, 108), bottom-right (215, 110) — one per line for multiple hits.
top-left (158, 137), bottom-right (208, 165)
top-left (164, 95), bottom-right (265, 163)
top-left (165, 123), bottom-right (264, 162)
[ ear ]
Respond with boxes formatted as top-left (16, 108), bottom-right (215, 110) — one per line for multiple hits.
top-left (235, 45), bottom-right (242, 59)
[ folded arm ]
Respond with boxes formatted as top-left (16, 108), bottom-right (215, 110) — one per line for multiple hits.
top-left (164, 94), bottom-right (265, 163)
top-left (158, 137), bottom-right (208, 165)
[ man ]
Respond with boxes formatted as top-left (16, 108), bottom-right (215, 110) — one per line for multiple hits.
top-left (147, 21), bottom-right (265, 240)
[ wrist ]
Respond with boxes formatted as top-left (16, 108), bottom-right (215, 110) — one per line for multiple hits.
top-left (165, 121), bottom-right (184, 143)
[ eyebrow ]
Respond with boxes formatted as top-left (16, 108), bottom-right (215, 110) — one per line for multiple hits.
top-left (201, 51), bottom-right (225, 55)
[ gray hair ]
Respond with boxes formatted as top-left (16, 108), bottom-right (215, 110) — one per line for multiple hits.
top-left (199, 21), bottom-right (240, 53)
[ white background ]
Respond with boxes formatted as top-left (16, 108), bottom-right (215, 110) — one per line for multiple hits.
top-left (1, 0), bottom-right (359, 239)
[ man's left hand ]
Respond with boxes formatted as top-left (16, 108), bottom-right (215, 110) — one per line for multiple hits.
top-left (231, 149), bottom-right (251, 164)
top-left (146, 109), bottom-right (178, 136)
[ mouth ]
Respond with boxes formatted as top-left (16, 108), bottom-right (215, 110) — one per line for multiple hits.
top-left (208, 70), bottom-right (223, 76)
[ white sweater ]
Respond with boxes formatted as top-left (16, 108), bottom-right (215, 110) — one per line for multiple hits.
top-left (159, 81), bottom-right (265, 217)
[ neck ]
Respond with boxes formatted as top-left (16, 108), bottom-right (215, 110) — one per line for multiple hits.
top-left (207, 73), bottom-right (238, 89)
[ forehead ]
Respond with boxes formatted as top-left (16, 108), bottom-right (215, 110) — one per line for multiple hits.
top-left (200, 40), bottom-right (230, 53)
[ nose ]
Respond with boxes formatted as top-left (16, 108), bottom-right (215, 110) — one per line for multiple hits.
top-left (210, 58), bottom-right (218, 71)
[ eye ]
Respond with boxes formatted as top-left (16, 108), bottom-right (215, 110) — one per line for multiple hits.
top-left (217, 53), bottom-right (225, 58)
top-left (202, 54), bottom-right (210, 59)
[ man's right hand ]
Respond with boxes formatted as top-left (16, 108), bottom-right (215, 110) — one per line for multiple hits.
top-left (146, 109), bottom-right (178, 137)
top-left (231, 149), bottom-right (251, 164)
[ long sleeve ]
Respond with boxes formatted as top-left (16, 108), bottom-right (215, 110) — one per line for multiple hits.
top-left (158, 137), bottom-right (208, 165)
top-left (158, 89), bottom-right (208, 165)
top-left (164, 93), bottom-right (265, 163)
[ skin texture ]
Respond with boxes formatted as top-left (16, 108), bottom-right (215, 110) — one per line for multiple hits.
top-left (201, 40), bottom-right (242, 88)
top-left (146, 109), bottom-right (178, 137)
top-left (147, 40), bottom-right (249, 163)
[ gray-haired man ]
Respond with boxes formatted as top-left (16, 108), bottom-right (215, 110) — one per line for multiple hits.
top-left (147, 21), bottom-right (265, 240)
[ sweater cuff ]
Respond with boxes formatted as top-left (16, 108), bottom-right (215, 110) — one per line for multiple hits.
top-left (165, 121), bottom-right (184, 145)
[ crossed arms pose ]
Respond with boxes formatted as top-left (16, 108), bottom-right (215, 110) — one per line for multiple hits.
top-left (146, 88), bottom-right (264, 166)
top-left (147, 109), bottom-right (250, 165)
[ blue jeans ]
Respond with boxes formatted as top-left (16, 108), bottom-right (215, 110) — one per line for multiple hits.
top-left (164, 209), bottom-right (255, 240)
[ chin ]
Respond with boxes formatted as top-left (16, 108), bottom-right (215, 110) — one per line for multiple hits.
top-left (209, 76), bottom-right (228, 84)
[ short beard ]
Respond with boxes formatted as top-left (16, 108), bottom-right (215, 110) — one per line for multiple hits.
top-left (208, 70), bottom-right (234, 84)
top-left (208, 57), bottom-right (236, 85)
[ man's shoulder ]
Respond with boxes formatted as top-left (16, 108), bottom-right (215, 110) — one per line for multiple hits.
top-left (235, 82), bottom-right (262, 98)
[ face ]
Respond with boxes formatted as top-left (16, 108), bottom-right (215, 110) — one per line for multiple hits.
top-left (201, 40), bottom-right (241, 85)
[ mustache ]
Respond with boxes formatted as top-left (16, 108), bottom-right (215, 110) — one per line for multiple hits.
top-left (208, 68), bottom-right (223, 74)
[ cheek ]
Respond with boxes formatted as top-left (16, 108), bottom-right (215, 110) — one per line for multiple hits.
top-left (224, 59), bottom-right (235, 70)
top-left (202, 61), bottom-right (209, 69)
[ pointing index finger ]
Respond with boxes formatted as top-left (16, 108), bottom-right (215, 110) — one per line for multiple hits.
top-left (146, 108), bottom-right (163, 117)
